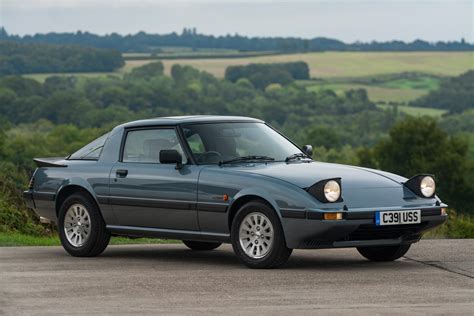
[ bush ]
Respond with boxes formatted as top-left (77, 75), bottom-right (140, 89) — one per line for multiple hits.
top-left (0, 173), bottom-right (48, 236)
top-left (424, 210), bottom-right (474, 238)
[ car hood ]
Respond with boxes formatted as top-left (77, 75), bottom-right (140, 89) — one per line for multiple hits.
top-left (225, 161), bottom-right (407, 189)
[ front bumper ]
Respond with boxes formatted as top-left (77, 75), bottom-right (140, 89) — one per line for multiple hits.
top-left (281, 207), bottom-right (447, 249)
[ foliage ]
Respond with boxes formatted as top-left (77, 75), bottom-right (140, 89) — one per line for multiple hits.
top-left (2, 27), bottom-right (473, 53)
top-left (411, 70), bottom-right (474, 113)
top-left (0, 64), bottom-right (374, 131)
top-left (125, 61), bottom-right (164, 79)
top-left (225, 62), bottom-right (310, 89)
top-left (357, 117), bottom-right (474, 214)
top-left (0, 172), bottom-right (45, 235)
top-left (424, 210), bottom-right (474, 238)
top-left (0, 41), bottom-right (124, 75)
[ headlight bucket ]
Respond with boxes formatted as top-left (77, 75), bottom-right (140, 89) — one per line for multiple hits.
top-left (404, 174), bottom-right (436, 198)
top-left (307, 178), bottom-right (343, 203)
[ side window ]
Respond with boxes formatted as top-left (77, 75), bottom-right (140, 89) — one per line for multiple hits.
top-left (69, 133), bottom-right (109, 160)
top-left (122, 129), bottom-right (187, 164)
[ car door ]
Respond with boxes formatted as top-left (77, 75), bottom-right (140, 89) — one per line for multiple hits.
top-left (109, 127), bottom-right (200, 231)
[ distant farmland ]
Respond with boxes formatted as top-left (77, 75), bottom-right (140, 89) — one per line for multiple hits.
top-left (124, 51), bottom-right (474, 79)
top-left (24, 51), bottom-right (473, 114)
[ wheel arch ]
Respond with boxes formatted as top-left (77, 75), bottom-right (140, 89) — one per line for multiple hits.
top-left (227, 191), bottom-right (286, 241)
top-left (55, 183), bottom-right (101, 218)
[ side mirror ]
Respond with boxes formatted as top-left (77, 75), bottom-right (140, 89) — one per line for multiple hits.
top-left (302, 145), bottom-right (313, 157)
top-left (159, 149), bottom-right (183, 169)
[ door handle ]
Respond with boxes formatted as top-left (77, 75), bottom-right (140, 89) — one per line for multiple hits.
top-left (116, 169), bottom-right (128, 177)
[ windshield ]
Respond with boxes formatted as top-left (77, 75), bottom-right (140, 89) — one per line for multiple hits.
top-left (183, 122), bottom-right (303, 164)
top-left (68, 133), bottom-right (110, 160)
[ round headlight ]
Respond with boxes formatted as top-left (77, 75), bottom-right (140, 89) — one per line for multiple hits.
top-left (420, 176), bottom-right (435, 197)
top-left (324, 180), bottom-right (341, 202)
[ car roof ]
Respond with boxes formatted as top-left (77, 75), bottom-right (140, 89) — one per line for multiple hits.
top-left (118, 115), bottom-right (264, 129)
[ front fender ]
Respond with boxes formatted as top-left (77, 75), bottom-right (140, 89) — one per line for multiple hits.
top-left (230, 187), bottom-right (283, 221)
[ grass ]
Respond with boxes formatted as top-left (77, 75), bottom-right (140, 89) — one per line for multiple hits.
top-left (300, 72), bottom-right (444, 106)
top-left (305, 82), bottom-right (430, 103)
top-left (24, 72), bottom-right (118, 83)
top-left (150, 51), bottom-right (474, 78)
top-left (24, 52), bottom-right (473, 83)
top-left (0, 232), bottom-right (179, 247)
top-left (376, 104), bottom-right (448, 117)
top-left (377, 76), bottom-right (440, 90)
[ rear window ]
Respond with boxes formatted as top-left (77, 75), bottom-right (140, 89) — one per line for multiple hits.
top-left (68, 133), bottom-right (110, 160)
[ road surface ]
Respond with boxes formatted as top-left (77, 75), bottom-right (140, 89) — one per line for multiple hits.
top-left (1, 239), bottom-right (473, 314)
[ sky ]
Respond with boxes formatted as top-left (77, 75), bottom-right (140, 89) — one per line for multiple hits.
top-left (1, 0), bottom-right (473, 42)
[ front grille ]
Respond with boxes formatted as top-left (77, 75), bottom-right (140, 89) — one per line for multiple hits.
top-left (340, 222), bottom-right (428, 241)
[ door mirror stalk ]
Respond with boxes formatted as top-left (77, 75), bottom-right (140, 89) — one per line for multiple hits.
top-left (302, 145), bottom-right (313, 157)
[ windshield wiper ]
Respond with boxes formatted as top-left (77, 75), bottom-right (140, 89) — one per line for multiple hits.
top-left (285, 152), bottom-right (310, 162)
top-left (219, 155), bottom-right (275, 165)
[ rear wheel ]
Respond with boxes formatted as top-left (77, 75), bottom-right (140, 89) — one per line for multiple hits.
top-left (231, 201), bottom-right (292, 268)
top-left (182, 240), bottom-right (221, 251)
top-left (357, 244), bottom-right (411, 262)
top-left (58, 193), bottom-right (111, 257)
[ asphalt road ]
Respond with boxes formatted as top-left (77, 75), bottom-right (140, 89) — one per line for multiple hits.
top-left (1, 239), bottom-right (473, 315)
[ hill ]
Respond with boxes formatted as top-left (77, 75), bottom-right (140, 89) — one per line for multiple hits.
top-left (1, 27), bottom-right (472, 53)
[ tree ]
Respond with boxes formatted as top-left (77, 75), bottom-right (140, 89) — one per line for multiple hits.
top-left (127, 61), bottom-right (164, 79)
top-left (364, 117), bottom-right (474, 213)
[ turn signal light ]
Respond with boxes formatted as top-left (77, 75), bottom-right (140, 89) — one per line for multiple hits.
top-left (441, 208), bottom-right (447, 215)
top-left (323, 212), bottom-right (343, 220)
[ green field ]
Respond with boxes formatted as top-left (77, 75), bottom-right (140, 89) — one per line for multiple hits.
top-left (24, 72), bottom-right (118, 82)
top-left (25, 51), bottom-right (473, 81)
top-left (376, 104), bottom-right (448, 117)
top-left (155, 51), bottom-right (473, 78)
top-left (304, 82), bottom-right (430, 103)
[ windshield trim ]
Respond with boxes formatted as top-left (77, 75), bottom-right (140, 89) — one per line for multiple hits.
top-left (179, 121), bottom-right (308, 166)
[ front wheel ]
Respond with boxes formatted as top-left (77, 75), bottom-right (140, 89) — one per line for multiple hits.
top-left (58, 193), bottom-right (111, 257)
top-left (182, 240), bottom-right (221, 251)
top-left (357, 244), bottom-right (411, 262)
top-left (231, 201), bottom-right (292, 269)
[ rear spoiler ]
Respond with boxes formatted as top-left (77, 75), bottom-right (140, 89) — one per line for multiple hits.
top-left (33, 157), bottom-right (68, 168)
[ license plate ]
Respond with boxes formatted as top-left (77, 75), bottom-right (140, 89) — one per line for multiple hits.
top-left (376, 210), bottom-right (421, 226)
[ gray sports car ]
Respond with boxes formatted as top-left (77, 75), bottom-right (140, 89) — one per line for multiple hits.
top-left (24, 116), bottom-right (447, 268)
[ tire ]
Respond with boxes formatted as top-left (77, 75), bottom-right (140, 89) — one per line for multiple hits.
top-left (58, 193), bottom-right (111, 257)
top-left (231, 201), bottom-right (292, 269)
top-left (182, 240), bottom-right (221, 251)
top-left (357, 244), bottom-right (411, 262)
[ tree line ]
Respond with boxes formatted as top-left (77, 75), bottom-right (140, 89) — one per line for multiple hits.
top-left (0, 41), bottom-right (124, 75)
top-left (1, 27), bottom-right (472, 53)
top-left (225, 62), bottom-right (310, 89)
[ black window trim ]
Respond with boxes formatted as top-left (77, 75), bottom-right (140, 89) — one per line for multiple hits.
top-left (67, 133), bottom-right (111, 161)
top-left (119, 125), bottom-right (192, 165)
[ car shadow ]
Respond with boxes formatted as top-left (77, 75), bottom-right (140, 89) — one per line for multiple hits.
top-left (93, 244), bottom-right (420, 271)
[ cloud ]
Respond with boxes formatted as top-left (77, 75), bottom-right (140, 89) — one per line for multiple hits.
top-left (2, 0), bottom-right (282, 9)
